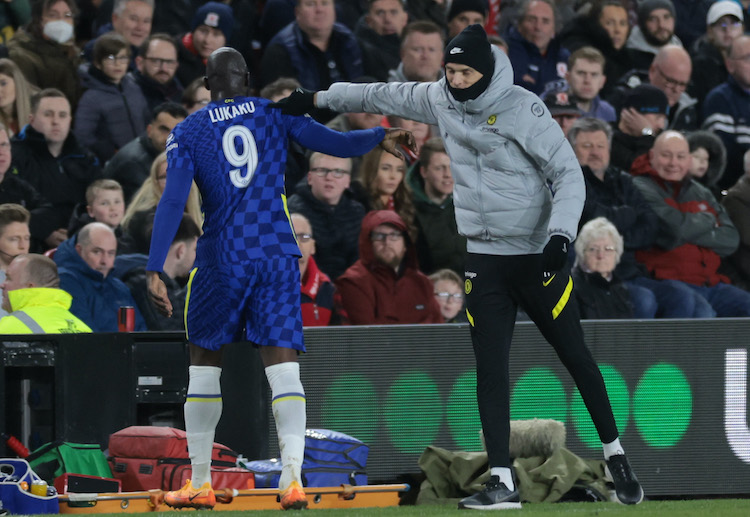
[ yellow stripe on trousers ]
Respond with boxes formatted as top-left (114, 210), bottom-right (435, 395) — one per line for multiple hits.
top-left (552, 276), bottom-right (573, 320)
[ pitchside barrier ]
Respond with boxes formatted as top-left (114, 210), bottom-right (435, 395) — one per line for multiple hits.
top-left (2, 319), bottom-right (750, 497)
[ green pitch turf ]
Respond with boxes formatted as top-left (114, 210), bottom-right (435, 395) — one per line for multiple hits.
top-left (44, 498), bottom-right (750, 516)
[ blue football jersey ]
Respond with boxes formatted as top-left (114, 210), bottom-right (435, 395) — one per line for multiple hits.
top-left (147, 96), bottom-right (385, 271)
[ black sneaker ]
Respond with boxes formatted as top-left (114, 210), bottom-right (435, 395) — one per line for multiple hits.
top-left (606, 454), bottom-right (644, 504)
top-left (458, 476), bottom-right (521, 510)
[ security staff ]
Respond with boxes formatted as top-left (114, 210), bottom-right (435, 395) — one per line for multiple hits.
top-left (0, 253), bottom-right (91, 334)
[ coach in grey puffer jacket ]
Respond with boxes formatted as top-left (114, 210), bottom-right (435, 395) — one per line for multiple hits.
top-left (317, 41), bottom-right (585, 255)
top-left (302, 25), bottom-right (643, 509)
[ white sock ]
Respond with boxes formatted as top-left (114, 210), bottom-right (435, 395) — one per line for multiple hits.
top-left (184, 365), bottom-right (222, 487)
top-left (266, 362), bottom-right (306, 491)
top-left (490, 467), bottom-right (515, 491)
top-left (602, 438), bottom-right (625, 460)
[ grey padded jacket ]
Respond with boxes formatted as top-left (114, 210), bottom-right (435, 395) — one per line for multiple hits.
top-left (318, 46), bottom-right (585, 255)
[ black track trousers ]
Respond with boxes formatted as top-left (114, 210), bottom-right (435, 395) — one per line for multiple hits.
top-left (464, 252), bottom-right (618, 467)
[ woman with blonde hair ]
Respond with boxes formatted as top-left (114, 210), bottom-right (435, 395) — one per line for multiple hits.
top-left (356, 146), bottom-right (417, 241)
top-left (0, 58), bottom-right (39, 135)
top-left (123, 152), bottom-right (202, 253)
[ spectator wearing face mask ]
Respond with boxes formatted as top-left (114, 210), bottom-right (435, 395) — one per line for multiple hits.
top-left (7, 0), bottom-right (82, 109)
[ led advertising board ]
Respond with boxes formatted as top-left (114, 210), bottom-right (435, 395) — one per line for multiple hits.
top-left (273, 320), bottom-right (750, 496)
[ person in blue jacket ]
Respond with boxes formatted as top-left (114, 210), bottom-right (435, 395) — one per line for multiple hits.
top-left (53, 221), bottom-right (146, 332)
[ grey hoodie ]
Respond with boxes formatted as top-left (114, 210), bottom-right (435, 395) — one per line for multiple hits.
top-left (317, 46), bottom-right (585, 255)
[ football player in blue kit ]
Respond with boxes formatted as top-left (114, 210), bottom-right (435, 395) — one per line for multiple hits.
top-left (145, 47), bottom-right (415, 510)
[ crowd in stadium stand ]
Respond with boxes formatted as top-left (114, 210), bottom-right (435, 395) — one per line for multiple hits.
top-left (1, 0), bottom-right (749, 331)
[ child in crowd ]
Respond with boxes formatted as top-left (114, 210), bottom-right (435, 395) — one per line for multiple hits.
top-left (69, 179), bottom-right (136, 254)
top-left (74, 33), bottom-right (149, 163)
top-left (687, 130), bottom-right (727, 199)
top-left (429, 268), bottom-right (468, 323)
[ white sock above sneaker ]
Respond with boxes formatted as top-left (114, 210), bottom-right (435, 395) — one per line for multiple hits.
top-left (185, 365), bottom-right (222, 487)
top-left (490, 467), bottom-right (514, 491)
top-left (602, 438), bottom-right (625, 460)
top-left (266, 362), bottom-right (306, 491)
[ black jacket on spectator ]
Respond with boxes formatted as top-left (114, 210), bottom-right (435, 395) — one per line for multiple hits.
top-left (0, 170), bottom-right (56, 249)
top-left (103, 134), bottom-right (160, 204)
top-left (672, 0), bottom-right (714, 50)
top-left (354, 19), bottom-right (401, 82)
top-left (689, 36), bottom-right (728, 117)
top-left (176, 34), bottom-right (207, 88)
top-left (287, 185), bottom-right (365, 280)
top-left (260, 21), bottom-right (363, 90)
top-left (10, 125), bottom-right (102, 233)
top-left (115, 253), bottom-right (187, 331)
top-left (125, 207), bottom-right (156, 255)
top-left (610, 129), bottom-right (654, 174)
top-left (131, 69), bottom-right (184, 113)
top-left (579, 165), bottom-right (658, 280)
top-left (573, 267), bottom-right (634, 320)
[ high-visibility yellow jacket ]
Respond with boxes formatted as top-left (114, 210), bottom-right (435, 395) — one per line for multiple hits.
top-left (0, 288), bottom-right (92, 334)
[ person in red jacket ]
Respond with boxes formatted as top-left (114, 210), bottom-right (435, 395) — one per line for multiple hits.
top-left (335, 210), bottom-right (442, 325)
top-left (631, 130), bottom-right (750, 316)
top-left (291, 212), bottom-right (338, 327)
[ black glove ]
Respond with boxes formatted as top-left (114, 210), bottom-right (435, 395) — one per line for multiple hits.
top-left (268, 87), bottom-right (316, 116)
top-left (541, 235), bottom-right (570, 273)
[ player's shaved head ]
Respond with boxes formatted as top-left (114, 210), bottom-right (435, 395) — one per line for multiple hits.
top-left (204, 47), bottom-right (250, 100)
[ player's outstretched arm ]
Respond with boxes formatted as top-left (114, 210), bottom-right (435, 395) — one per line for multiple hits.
top-left (380, 128), bottom-right (417, 159)
top-left (147, 270), bottom-right (173, 318)
top-left (269, 88), bottom-right (318, 116)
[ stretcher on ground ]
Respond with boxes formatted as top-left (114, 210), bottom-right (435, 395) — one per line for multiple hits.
top-left (57, 483), bottom-right (409, 512)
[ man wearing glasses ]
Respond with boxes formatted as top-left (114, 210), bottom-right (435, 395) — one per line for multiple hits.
top-left (703, 34), bottom-right (750, 189)
top-left (287, 152), bottom-right (365, 280)
top-left (336, 209), bottom-right (442, 325)
top-left (608, 45), bottom-right (698, 132)
top-left (133, 33), bottom-right (184, 111)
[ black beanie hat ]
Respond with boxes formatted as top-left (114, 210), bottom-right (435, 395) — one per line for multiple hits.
top-left (448, 0), bottom-right (488, 22)
top-left (444, 24), bottom-right (494, 77)
top-left (637, 0), bottom-right (675, 33)
top-left (444, 24), bottom-right (495, 102)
